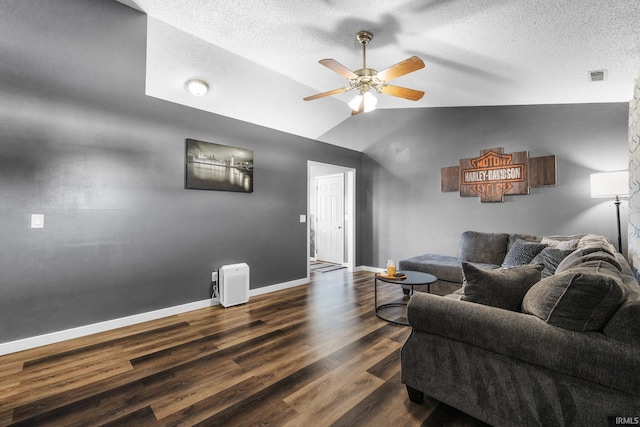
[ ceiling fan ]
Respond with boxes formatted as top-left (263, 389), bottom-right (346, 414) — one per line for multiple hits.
top-left (303, 31), bottom-right (425, 115)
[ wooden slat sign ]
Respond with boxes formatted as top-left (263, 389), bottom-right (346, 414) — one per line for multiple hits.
top-left (441, 147), bottom-right (556, 203)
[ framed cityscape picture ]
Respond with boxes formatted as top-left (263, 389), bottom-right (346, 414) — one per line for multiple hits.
top-left (185, 138), bottom-right (254, 193)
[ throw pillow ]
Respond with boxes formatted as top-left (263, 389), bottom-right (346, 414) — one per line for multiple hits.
top-left (541, 236), bottom-right (580, 250)
top-left (460, 262), bottom-right (543, 311)
top-left (507, 233), bottom-right (540, 252)
top-left (522, 269), bottom-right (626, 331)
top-left (529, 248), bottom-right (574, 278)
top-left (502, 239), bottom-right (547, 268)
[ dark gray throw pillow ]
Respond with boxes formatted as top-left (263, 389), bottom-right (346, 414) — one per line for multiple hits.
top-left (522, 269), bottom-right (626, 331)
top-left (502, 239), bottom-right (547, 268)
top-left (529, 248), bottom-right (574, 278)
top-left (460, 262), bottom-right (543, 311)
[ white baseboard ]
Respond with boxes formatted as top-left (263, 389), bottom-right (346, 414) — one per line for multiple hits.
top-left (249, 277), bottom-right (308, 297)
top-left (359, 265), bottom-right (385, 273)
top-left (0, 277), bottom-right (310, 356)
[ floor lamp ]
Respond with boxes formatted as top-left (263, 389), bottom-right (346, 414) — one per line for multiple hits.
top-left (590, 170), bottom-right (629, 252)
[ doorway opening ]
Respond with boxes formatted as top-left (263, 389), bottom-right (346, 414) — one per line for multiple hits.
top-left (307, 161), bottom-right (356, 279)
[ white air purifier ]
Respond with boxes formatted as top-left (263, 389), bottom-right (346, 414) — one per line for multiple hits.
top-left (219, 263), bottom-right (250, 307)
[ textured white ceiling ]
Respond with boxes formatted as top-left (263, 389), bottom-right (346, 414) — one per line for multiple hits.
top-left (118, 0), bottom-right (640, 147)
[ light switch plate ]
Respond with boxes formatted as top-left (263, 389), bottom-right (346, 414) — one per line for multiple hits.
top-left (31, 214), bottom-right (44, 229)
top-left (299, 214), bottom-right (306, 223)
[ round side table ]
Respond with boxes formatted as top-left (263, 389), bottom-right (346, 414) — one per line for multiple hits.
top-left (374, 270), bottom-right (437, 326)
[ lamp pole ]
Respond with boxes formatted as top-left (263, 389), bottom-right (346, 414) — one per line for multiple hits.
top-left (614, 195), bottom-right (622, 253)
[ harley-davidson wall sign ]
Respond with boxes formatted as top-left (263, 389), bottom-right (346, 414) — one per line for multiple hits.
top-left (441, 147), bottom-right (556, 203)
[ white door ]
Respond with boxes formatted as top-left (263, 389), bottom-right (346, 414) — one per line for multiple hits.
top-left (316, 174), bottom-right (344, 264)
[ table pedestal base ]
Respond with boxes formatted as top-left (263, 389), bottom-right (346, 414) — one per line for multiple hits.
top-left (374, 271), bottom-right (437, 326)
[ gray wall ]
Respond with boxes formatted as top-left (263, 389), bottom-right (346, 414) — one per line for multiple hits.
top-left (0, 0), bottom-right (362, 343)
top-left (322, 103), bottom-right (629, 268)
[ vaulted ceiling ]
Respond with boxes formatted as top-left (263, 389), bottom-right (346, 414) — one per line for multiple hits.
top-left (118, 0), bottom-right (639, 149)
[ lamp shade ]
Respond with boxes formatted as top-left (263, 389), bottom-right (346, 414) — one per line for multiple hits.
top-left (590, 170), bottom-right (629, 198)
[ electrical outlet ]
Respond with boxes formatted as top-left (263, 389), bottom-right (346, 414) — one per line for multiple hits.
top-left (212, 271), bottom-right (218, 282)
top-left (31, 214), bottom-right (44, 229)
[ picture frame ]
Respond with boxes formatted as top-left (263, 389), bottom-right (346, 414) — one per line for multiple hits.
top-left (185, 138), bottom-right (253, 193)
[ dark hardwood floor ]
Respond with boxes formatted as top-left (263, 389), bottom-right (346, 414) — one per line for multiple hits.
top-left (0, 268), bottom-right (488, 426)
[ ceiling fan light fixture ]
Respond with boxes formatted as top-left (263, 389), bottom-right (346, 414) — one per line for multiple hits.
top-left (348, 92), bottom-right (377, 113)
top-left (186, 79), bottom-right (209, 96)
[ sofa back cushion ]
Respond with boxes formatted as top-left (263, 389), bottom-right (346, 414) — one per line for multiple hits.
top-left (578, 233), bottom-right (617, 253)
top-left (458, 231), bottom-right (509, 265)
top-left (523, 263), bottom-right (626, 331)
top-left (540, 236), bottom-right (580, 250)
top-left (555, 245), bottom-right (621, 274)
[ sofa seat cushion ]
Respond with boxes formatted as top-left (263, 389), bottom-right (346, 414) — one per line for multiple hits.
top-left (399, 254), bottom-right (498, 283)
top-left (457, 231), bottom-right (509, 265)
top-left (460, 262), bottom-right (543, 311)
top-left (523, 261), bottom-right (626, 331)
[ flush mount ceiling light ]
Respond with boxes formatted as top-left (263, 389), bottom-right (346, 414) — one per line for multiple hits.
top-left (186, 79), bottom-right (209, 96)
top-left (303, 30), bottom-right (425, 115)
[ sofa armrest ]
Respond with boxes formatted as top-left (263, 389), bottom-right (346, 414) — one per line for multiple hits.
top-left (407, 293), bottom-right (640, 395)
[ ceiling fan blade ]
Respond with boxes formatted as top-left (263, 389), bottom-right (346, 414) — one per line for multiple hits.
top-left (380, 84), bottom-right (425, 101)
top-left (303, 87), bottom-right (352, 101)
top-left (319, 59), bottom-right (358, 80)
top-left (376, 56), bottom-right (425, 82)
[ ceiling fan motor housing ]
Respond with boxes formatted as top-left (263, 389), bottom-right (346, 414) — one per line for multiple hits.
top-left (352, 68), bottom-right (383, 94)
top-left (356, 31), bottom-right (373, 44)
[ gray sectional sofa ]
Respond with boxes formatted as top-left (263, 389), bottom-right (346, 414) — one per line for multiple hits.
top-left (399, 230), bottom-right (585, 295)
top-left (399, 231), bottom-right (640, 426)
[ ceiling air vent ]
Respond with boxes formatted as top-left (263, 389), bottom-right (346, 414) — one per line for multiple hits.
top-left (588, 70), bottom-right (607, 82)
